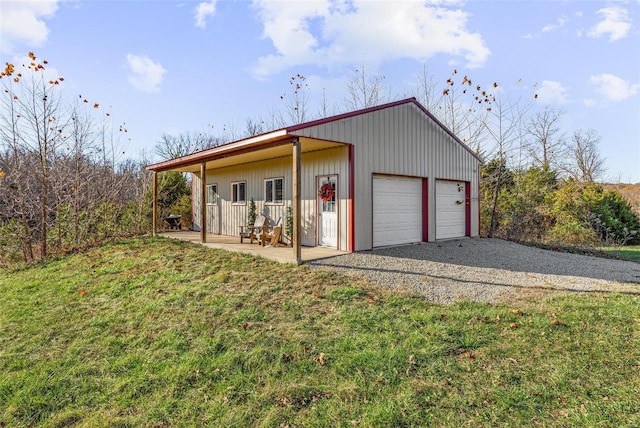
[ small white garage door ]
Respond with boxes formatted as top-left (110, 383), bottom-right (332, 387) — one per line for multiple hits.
top-left (373, 176), bottom-right (422, 247)
top-left (436, 180), bottom-right (466, 240)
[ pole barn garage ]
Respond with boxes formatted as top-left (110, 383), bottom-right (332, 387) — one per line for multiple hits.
top-left (147, 98), bottom-right (481, 260)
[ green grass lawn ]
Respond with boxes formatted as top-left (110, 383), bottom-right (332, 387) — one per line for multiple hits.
top-left (598, 245), bottom-right (640, 261)
top-left (1, 237), bottom-right (639, 427)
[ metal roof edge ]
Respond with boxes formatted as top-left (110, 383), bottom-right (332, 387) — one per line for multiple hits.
top-left (285, 98), bottom-right (417, 133)
top-left (409, 99), bottom-right (483, 164)
top-left (286, 97), bottom-right (482, 164)
top-left (146, 97), bottom-right (482, 171)
top-left (146, 129), bottom-right (289, 171)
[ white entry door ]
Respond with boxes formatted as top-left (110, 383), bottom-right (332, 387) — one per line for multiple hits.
top-left (435, 180), bottom-right (467, 239)
top-left (317, 175), bottom-right (338, 248)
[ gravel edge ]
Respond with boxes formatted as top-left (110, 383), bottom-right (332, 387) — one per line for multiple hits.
top-left (308, 238), bottom-right (640, 304)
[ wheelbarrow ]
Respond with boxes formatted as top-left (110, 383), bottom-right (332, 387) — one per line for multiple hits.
top-left (165, 214), bottom-right (182, 230)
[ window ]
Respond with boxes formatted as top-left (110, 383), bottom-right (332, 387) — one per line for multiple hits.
top-left (232, 181), bottom-right (246, 204)
top-left (264, 177), bottom-right (284, 205)
top-left (320, 178), bottom-right (336, 213)
top-left (206, 184), bottom-right (218, 205)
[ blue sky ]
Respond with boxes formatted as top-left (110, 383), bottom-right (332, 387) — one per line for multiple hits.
top-left (1, 0), bottom-right (639, 182)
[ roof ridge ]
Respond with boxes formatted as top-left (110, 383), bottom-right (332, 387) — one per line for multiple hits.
top-left (285, 97), bottom-right (417, 132)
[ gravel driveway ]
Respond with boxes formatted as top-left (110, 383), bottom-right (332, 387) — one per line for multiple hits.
top-left (309, 238), bottom-right (640, 304)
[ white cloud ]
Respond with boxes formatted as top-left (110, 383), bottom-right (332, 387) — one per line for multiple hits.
top-left (523, 15), bottom-right (568, 39)
top-left (588, 6), bottom-right (631, 41)
top-left (126, 54), bottom-right (167, 93)
top-left (535, 80), bottom-right (569, 105)
top-left (542, 16), bottom-right (568, 33)
top-left (0, 0), bottom-right (59, 54)
top-left (251, 0), bottom-right (490, 78)
top-left (195, 0), bottom-right (217, 28)
top-left (583, 98), bottom-right (596, 107)
top-left (589, 74), bottom-right (639, 102)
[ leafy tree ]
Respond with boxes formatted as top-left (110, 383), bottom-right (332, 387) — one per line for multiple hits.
top-left (157, 172), bottom-right (190, 217)
top-left (501, 166), bottom-right (558, 241)
top-left (480, 157), bottom-right (514, 236)
top-left (586, 187), bottom-right (640, 245)
top-left (548, 180), bottom-right (639, 246)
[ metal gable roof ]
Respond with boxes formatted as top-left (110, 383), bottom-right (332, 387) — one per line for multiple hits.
top-left (146, 97), bottom-right (481, 172)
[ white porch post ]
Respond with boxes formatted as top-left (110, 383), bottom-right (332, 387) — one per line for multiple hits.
top-left (200, 162), bottom-right (207, 243)
top-left (152, 171), bottom-right (158, 236)
top-left (292, 138), bottom-right (302, 264)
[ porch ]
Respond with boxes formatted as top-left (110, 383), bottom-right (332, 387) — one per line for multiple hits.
top-left (159, 231), bottom-right (346, 264)
top-left (148, 133), bottom-right (354, 264)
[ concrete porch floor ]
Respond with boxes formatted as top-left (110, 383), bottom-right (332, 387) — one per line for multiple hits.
top-left (158, 231), bottom-right (346, 264)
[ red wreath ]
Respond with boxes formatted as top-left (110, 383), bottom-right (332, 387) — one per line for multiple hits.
top-left (319, 183), bottom-right (335, 202)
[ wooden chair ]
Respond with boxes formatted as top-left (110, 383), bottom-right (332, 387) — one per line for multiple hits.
top-left (262, 216), bottom-right (283, 247)
top-left (239, 215), bottom-right (267, 244)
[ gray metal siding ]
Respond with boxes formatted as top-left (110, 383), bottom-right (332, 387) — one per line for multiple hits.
top-left (294, 102), bottom-right (481, 250)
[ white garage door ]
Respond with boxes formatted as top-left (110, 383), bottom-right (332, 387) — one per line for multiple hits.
top-left (373, 176), bottom-right (422, 247)
top-left (436, 180), bottom-right (466, 240)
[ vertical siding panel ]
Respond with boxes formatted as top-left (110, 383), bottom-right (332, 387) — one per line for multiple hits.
top-left (286, 101), bottom-right (481, 249)
top-left (193, 146), bottom-right (348, 247)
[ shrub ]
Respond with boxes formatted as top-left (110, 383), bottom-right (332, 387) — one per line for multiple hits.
top-left (547, 220), bottom-right (598, 247)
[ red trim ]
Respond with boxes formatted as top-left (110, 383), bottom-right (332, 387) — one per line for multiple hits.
top-left (288, 98), bottom-right (481, 163)
top-left (286, 99), bottom-right (415, 132)
top-left (465, 182), bottom-right (471, 237)
top-left (478, 169), bottom-right (481, 237)
top-left (422, 178), bottom-right (429, 242)
top-left (348, 145), bottom-right (355, 252)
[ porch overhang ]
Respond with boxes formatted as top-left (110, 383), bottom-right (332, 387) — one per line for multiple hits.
top-left (146, 132), bottom-right (348, 173)
top-left (146, 131), bottom-right (351, 264)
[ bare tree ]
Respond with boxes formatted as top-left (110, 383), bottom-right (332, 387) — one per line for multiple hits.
top-left (344, 64), bottom-right (386, 110)
top-left (155, 132), bottom-right (220, 160)
top-left (483, 91), bottom-right (532, 236)
top-left (412, 63), bottom-right (443, 113)
top-left (280, 74), bottom-right (310, 125)
top-left (59, 103), bottom-right (97, 247)
top-left (221, 121), bottom-right (241, 143)
top-left (318, 87), bottom-right (338, 119)
top-left (266, 105), bottom-right (286, 130)
top-left (1, 53), bottom-right (146, 264)
top-left (565, 129), bottom-right (606, 183)
top-left (0, 70), bottom-right (36, 260)
top-left (525, 106), bottom-right (566, 169)
top-left (421, 69), bottom-right (493, 155)
top-left (0, 54), bottom-right (70, 257)
top-left (244, 117), bottom-right (265, 137)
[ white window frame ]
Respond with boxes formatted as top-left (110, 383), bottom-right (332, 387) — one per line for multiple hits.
top-left (231, 181), bottom-right (246, 205)
top-left (264, 177), bottom-right (284, 205)
top-left (206, 184), bottom-right (218, 205)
